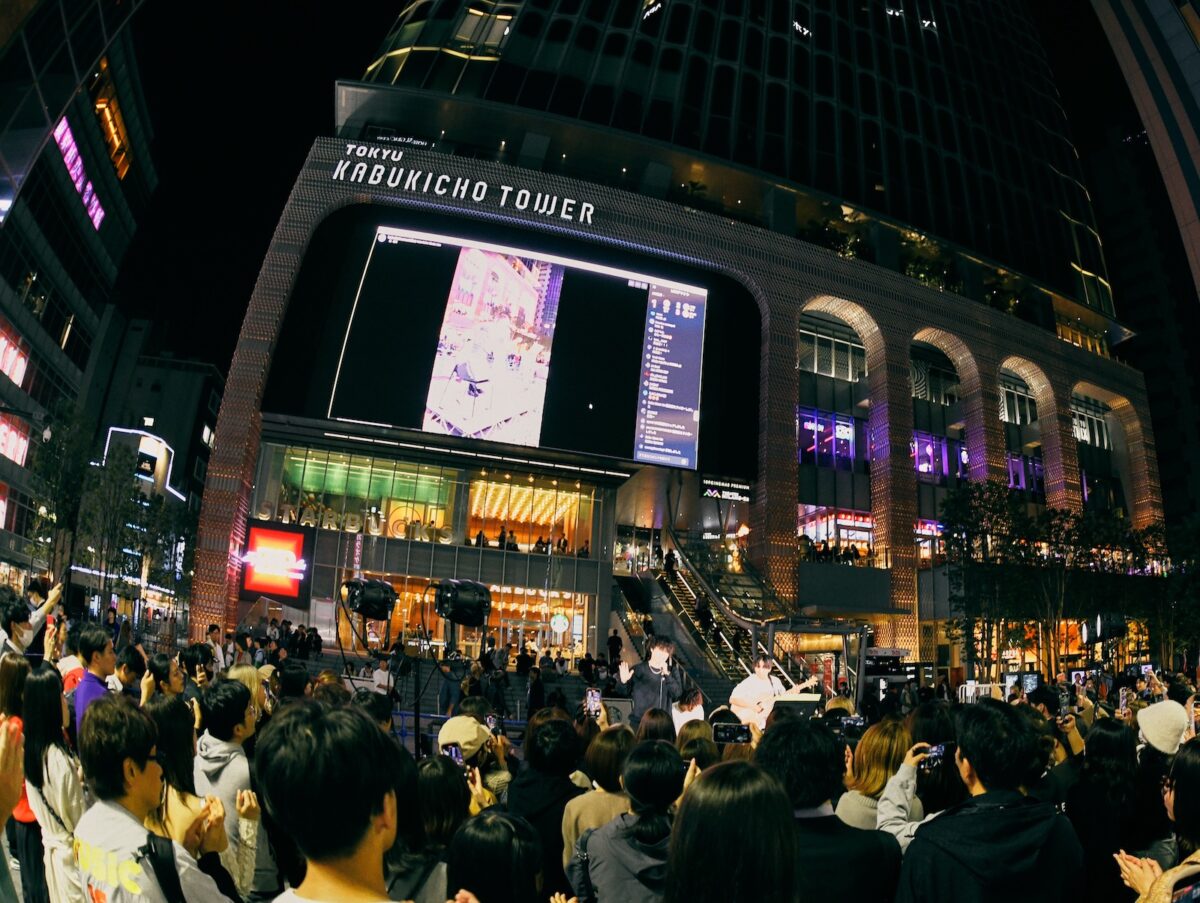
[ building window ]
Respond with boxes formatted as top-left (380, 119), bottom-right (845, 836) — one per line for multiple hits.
top-left (194, 458), bottom-right (207, 482)
top-left (201, 424), bottom-right (214, 448)
top-left (999, 380), bottom-right (1038, 425)
top-left (0, 417), bottom-right (30, 468)
top-left (797, 505), bottom-right (874, 563)
top-left (797, 324), bottom-right (867, 382)
top-left (1071, 396), bottom-right (1111, 449)
top-left (911, 431), bottom-right (967, 485)
top-left (798, 407), bottom-right (866, 470)
top-left (1007, 452), bottom-right (1045, 501)
top-left (89, 58), bottom-right (131, 180)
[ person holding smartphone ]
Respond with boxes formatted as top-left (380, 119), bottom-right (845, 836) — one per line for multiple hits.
top-left (617, 637), bottom-right (683, 729)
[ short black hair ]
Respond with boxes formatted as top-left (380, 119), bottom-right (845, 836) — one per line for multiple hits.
top-left (116, 645), bottom-right (145, 677)
top-left (78, 625), bottom-right (111, 667)
top-left (755, 718), bottom-right (844, 808)
top-left (147, 653), bottom-right (173, 692)
top-left (956, 701), bottom-right (1038, 792)
top-left (179, 643), bottom-right (204, 677)
top-left (63, 623), bottom-right (81, 656)
top-left (527, 718), bottom-right (579, 775)
top-left (1028, 685), bottom-right (1059, 717)
top-left (207, 623), bottom-right (221, 635)
top-left (0, 593), bottom-right (27, 636)
top-left (255, 701), bottom-right (406, 861)
top-left (352, 689), bottom-right (392, 726)
top-left (585, 725), bottom-right (635, 793)
top-left (79, 696), bottom-right (156, 801)
top-left (279, 661), bottom-right (310, 699)
top-left (446, 811), bottom-right (543, 903)
top-left (202, 678), bottom-right (252, 741)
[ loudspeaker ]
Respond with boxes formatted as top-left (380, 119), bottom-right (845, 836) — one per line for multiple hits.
top-left (435, 579), bottom-right (492, 627)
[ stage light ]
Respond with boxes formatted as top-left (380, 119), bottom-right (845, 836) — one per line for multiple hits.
top-left (340, 578), bottom-right (397, 621)
top-left (435, 579), bottom-right (492, 627)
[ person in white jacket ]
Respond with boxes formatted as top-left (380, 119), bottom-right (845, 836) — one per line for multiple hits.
top-left (22, 664), bottom-right (87, 903)
top-left (76, 695), bottom-right (229, 902)
top-left (876, 742), bottom-right (942, 852)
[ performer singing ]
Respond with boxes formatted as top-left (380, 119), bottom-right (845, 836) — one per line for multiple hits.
top-left (730, 654), bottom-right (817, 729)
top-left (617, 636), bottom-right (683, 727)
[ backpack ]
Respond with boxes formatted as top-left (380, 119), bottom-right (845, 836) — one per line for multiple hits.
top-left (138, 832), bottom-right (186, 903)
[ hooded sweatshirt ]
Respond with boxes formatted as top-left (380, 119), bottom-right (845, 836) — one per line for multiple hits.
top-left (896, 789), bottom-right (1083, 903)
top-left (568, 812), bottom-right (670, 903)
top-left (505, 768), bottom-right (584, 897)
top-left (193, 731), bottom-right (251, 857)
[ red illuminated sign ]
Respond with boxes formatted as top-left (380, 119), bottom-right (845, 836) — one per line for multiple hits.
top-left (241, 524), bottom-right (311, 599)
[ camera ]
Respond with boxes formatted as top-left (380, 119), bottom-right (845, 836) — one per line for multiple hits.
top-left (485, 713), bottom-right (501, 736)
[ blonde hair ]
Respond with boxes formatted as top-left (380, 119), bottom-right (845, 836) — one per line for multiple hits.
top-left (227, 664), bottom-right (263, 710)
top-left (825, 696), bottom-right (856, 716)
top-left (850, 720), bottom-right (911, 800)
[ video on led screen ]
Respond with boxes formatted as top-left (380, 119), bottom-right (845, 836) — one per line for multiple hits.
top-left (328, 227), bottom-right (708, 468)
top-left (423, 247), bottom-right (564, 446)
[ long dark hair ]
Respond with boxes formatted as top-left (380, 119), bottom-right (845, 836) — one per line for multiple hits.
top-left (905, 701), bottom-right (967, 814)
top-left (416, 756), bottom-right (470, 849)
top-left (1170, 737), bottom-right (1200, 858)
top-left (144, 695), bottom-right (196, 796)
top-left (665, 761), bottom-right (797, 903)
top-left (1079, 718), bottom-right (1137, 808)
top-left (622, 740), bottom-right (685, 846)
top-left (0, 654), bottom-right (30, 716)
top-left (446, 811), bottom-right (543, 903)
top-left (23, 664), bottom-right (70, 790)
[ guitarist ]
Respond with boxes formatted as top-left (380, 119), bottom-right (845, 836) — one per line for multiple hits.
top-left (730, 654), bottom-right (817, 729)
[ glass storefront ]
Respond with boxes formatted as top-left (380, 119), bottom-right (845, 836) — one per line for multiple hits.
top-left (250, 442), bottom-right (605, 659)
top-left (797, 506), bottom-right (876, 564)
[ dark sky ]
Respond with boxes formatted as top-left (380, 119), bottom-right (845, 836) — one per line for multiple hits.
top-left (113, 1), bottom-right (398, 374)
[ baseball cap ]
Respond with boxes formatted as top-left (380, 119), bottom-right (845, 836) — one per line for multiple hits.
top-left (438, 715), bottom-right (491, 759)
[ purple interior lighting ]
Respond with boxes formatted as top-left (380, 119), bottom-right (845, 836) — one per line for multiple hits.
top-left (52, 119), bottom-right (105, 230)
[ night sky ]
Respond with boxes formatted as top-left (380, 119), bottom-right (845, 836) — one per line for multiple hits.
top-left (113, 1), bottom-right (398, 372)
top-left (112, 1), bottom-right (1152, 377)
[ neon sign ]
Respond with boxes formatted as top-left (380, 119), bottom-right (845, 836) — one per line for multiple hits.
top-left (240, 524), bottom-right (314, 600)
top-left (52, 119), bottom-right (105, 230)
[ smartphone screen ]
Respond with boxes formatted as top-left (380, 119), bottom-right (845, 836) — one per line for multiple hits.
top-left (442, 742), bottom-right (465, 768)
top-left (485, 713), bottom-right (500, 735)
top-left (713, 723), bottom-right (753, 745)
top-left (1119, 687), bottom-right (1130, 713)
top-left (585, 687), bottom-right (602, 719)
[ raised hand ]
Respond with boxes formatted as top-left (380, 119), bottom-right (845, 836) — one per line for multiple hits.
top-left (236, 789), bottom-right (260, 821)
top-left (618, 661), bottom-right (633, 683)
top-left (903, 742), bottom-right (930, 769)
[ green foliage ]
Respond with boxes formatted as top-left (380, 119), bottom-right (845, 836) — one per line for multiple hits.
top-left (939, 479), bottom-right (1166, 678)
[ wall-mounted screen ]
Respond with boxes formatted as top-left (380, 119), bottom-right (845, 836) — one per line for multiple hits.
top-left (328, 227), bottom-right (708, 469)
top-left (263, 205), bottom-right (760, 479)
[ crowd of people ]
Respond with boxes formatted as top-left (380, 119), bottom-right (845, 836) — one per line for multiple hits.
top-left (5, 569), bottom-right (1200, 902)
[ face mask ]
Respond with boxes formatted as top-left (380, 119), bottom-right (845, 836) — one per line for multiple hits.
top-left (15, 625), bottom-right (33, 650)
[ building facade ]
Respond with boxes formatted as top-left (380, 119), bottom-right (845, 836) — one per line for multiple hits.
top-left (195, 1), bottom-right (1163, 666)
top-left (0, 0), bottom-right (155, 588)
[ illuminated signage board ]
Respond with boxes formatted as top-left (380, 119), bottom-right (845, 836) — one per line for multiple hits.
top-left (52, 119), bottom-right (105, 230)
top-left (239, 523), bottom-right (315, 604)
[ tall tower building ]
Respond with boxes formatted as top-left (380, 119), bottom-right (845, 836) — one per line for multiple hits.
top-left (196, 1), bottom-right (1162, 681)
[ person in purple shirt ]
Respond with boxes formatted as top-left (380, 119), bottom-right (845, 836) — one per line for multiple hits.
top-left (74, 624), bottom-right (116, 735)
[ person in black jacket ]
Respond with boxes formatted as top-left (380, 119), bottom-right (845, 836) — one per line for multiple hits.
top-left (896, 700), bottom-right (1083, 903)
top-left (756, 717), bottom-right (901, 902)
top-left (504, 717), bottom-right (584, 897)
top-left (617, 637), bottom-right (683, 728)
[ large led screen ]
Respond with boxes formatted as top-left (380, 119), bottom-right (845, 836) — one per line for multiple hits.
top-left (328, 227), bottom-right (709, 469)
top-left (239, 522), bottom-right (315, 605)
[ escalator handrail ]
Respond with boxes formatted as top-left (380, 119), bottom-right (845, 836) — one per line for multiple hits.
top-left (655, 573), bottom-right (749, 681)
top-left (663, 522), bottom-right (784, 629)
